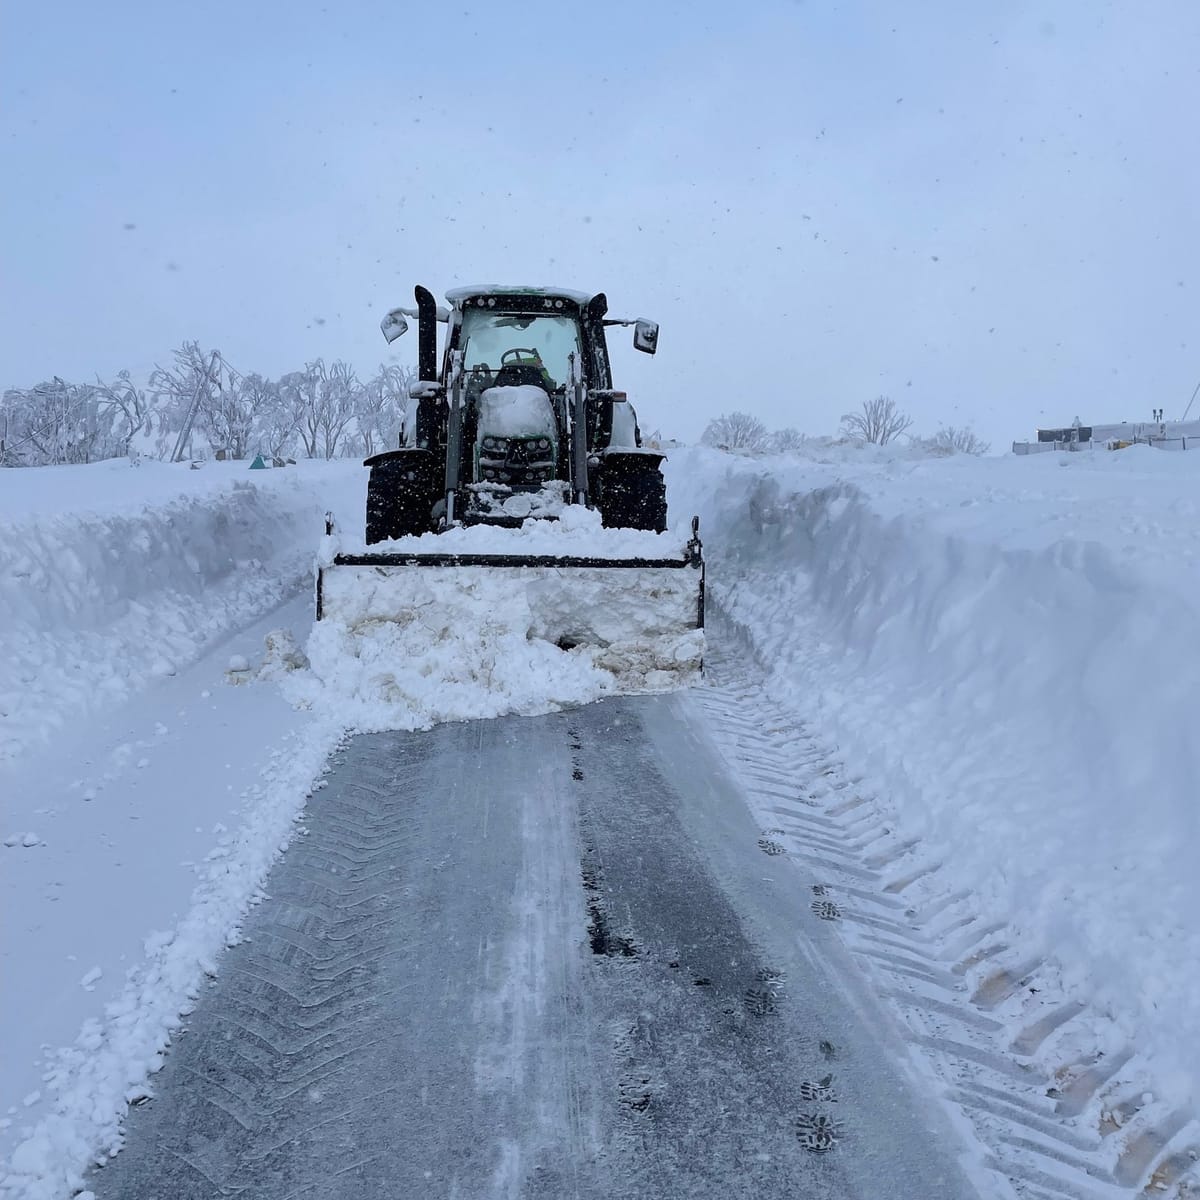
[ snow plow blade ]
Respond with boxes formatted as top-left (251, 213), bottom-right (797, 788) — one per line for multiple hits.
top-left (314, 516), bottom-right (705, 683)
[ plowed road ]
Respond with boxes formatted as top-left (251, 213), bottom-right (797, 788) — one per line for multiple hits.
top-left (90, 694), bottom-right (980, 1199)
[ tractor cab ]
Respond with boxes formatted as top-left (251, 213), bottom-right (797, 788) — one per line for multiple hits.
top-left (367, 284), bottom-right (666, 539)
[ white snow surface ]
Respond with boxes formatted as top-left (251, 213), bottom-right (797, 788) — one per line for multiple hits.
top-left (0, 459), bottom-right (701, 1198)
top-left (0, 459), bottom-right (367, 1199)
top-left (667, 441), bottom-right (1200, 1112)
top-left (7, 441), bottom-right (1200, 1196)
top-left (0, 459), bottom-right (356, 765)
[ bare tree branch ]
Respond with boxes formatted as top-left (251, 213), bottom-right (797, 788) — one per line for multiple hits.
top-left (701, 411), bottom-right (769, 453)
top-left (839, 396), bottom-right (913, 445)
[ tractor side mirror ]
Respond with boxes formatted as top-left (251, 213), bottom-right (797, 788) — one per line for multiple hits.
top-left (633, 319), bottom-right (659, 355)
top-left (381, 309), bottom-right (410, 344)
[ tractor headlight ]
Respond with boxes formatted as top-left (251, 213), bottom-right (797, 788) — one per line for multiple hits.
top-left (482, 436), bottom-right (496, 450)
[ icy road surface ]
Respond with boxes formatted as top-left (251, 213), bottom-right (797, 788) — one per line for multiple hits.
top-left (88, 693), bottom-right (980, 1200)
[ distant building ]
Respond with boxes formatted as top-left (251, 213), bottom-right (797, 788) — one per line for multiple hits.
top-left (1014, 418), bottom-right (1200, 454)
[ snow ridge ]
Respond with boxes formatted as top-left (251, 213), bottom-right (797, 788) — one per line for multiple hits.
top-left (0, 721), bottom-right (345, 1200)
top-left (666, 447), bottom-right (1200, 1123)
top-left (0, 462), bottom-right (348, 764)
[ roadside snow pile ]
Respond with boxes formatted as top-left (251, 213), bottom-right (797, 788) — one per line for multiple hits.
top-left (667, 443), bottom-right (1200, 1109)
top-left (295, 506), bottom-right (704, 731)
top-left (0, 458), bottom-right (361, 764)
top-left (0, 714), bottom-right (344, 1200)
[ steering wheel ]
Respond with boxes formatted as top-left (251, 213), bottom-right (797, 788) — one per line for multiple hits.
top-left (501, 348), bottom-right (542, 366)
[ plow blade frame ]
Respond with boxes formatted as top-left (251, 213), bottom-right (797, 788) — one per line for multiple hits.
top-left (315, 517), bottom-right (706, 631)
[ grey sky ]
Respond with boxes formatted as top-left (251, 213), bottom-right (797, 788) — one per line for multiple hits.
top-left (3, 1), bottom-right (1198, 448)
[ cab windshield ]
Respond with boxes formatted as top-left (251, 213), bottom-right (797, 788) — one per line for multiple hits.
top-left (459, 310), bottom-right (581, 392)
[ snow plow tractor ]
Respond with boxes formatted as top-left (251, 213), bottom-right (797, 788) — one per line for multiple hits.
top-left (314, 285), bottom-right (704, 677)
top-left (367, 284), bottom-right (669, 538)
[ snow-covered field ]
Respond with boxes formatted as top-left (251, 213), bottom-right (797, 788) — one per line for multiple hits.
top-left (3, 442), bottom-right (1199, 1196)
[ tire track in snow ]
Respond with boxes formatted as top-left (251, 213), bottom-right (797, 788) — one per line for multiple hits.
top-left (87, 719), bottom-right (605, 1199)
top-left (89, 686), bottom-right (989, 1200)
top-left (695, 613), bottom-right (1200, 1200)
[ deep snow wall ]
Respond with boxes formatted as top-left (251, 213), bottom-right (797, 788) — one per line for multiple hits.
top-left (0, 460), bottom-right (362, 764)
top-left (665, 445), bottom-right (1200, 1108)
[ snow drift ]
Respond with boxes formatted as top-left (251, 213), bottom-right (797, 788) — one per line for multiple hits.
top-left (0, 459), bottom-right (362, 764)
top-left (667, 443), bottom-right (1200, 1109)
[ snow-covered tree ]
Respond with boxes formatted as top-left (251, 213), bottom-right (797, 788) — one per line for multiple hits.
top-left (927, 425), bottom-right (990, 456)
top-left (354, 363), bottom-right (414, 456)
top-left (840, 396), bottom-right (912, 445)
top-left (769, 427), bottom-right (807, 455)
top-left (279, 363), bottom-right (323, 459)
top-left (0, 377), bottom-right (107, 465)
top-left (237, 374), bottom-right (295, 460)
top-left (149, 342), bottom-right (221, 459)
top-left (701, 411), bottom-right (769, 453)
top-left (201, 362), bottom-right (262, 460)
top-left (5, 345), bottom-right (420, 466)
top-left (92, 371), bottom-right (152, 455)
top-left (314, 360), bottom-right (359, 460)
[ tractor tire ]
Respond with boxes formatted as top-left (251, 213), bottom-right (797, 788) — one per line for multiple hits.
top-left (596, 456), bottom-right (668, 533)
top-left (365, 452), bottom-right (439, 543)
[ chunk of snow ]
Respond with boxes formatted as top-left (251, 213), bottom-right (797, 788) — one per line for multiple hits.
top-left (256, 629), bottom-right (309, 681)
top-left (301, 556), bottom-right (704, 734)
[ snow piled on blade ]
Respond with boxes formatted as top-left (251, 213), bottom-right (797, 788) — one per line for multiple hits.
top-left (300, 506), bottom-right (704, 731)
top-left (344, 494), bottom-right (679, 558)
top-left (666, 442), bottom-right (1200, 1112)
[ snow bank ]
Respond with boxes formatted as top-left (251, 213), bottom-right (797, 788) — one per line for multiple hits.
top-left (0, 458), bottom-right (367, 1198)
top-left (666, 443), bottom-right (1200, 1108)
top-left (0, 460), bottom-right (703, 1199)
top-left (0, 458), bottom-right (361, 764)
top-left (0, 714), bottom-right (344, 1200)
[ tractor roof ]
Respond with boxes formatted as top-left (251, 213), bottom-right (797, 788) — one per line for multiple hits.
top-left (444, 284), bottom-right (594, 309)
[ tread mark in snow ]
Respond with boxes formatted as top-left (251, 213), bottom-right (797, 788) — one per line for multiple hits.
top-left (742, 988), bottom-right (778, 1017)
top-left (811, 900), bottom-right (842, 921)
top-left (798, 1075), bottom-right (837, 1103)
top-left (756, 837), bottom-right (786, 857)
top-left (794, 1112), bottom-right (845, 1152)
top-left (617, 1073), bottom-right (655, 1114)
top-left (580, 857), bottom-right (638, 959)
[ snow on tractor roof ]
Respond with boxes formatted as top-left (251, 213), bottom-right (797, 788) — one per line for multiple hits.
top-left (445, 284), bottom-right (594, 308)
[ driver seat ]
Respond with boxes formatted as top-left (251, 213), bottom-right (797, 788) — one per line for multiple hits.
top-left (493, 362), bottom-right (552, 390)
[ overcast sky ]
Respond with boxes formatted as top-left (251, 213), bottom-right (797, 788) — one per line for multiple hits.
top-left (3, 1), bottom-right (1199, 449)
